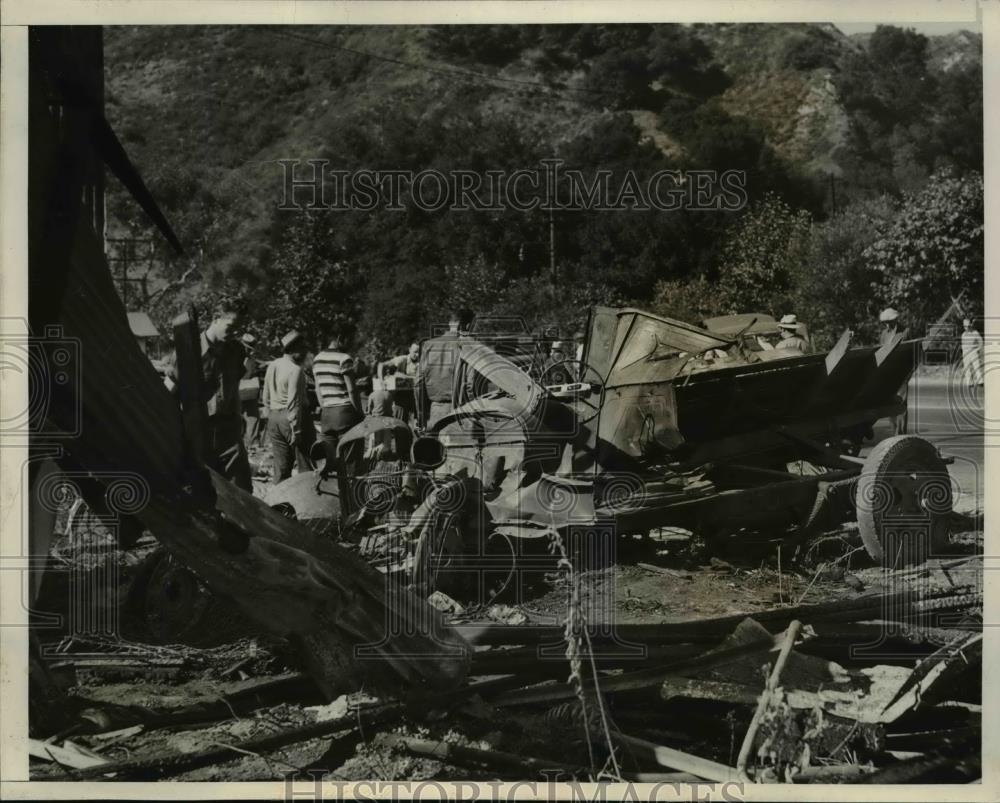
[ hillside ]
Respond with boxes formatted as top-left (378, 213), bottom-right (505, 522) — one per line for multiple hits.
top-left (103, 23), bottom-right (982, 347)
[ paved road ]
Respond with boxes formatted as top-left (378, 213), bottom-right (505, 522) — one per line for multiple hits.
top-left (867, 372), bottom-right (984, 513)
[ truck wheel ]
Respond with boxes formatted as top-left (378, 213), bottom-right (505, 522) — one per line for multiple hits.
top-left (123, 547), bottom-right (254, 647)
top-left (855, 436), bottom-right (952, 565)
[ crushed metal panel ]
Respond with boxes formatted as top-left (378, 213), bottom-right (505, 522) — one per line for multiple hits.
top-left (702, 313), bottom-right (779, 338)
top-left (598, 384), bottom-right (683, 461)
top-left (851, 339), bottom-right (921, 409)
top-left (606, 310), bottom-right (733, 388)
top-left (456, 341), bottom-right (544, 417)
top-left (584, 305), bottom-right (624, 382)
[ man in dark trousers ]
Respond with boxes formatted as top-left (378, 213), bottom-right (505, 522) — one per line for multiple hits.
top-left (195, 305), bottom-right (253, 490)
top-left (262, 330), bottom-right (312, 483)
top-left (416, 308), bottom-right (473, 429)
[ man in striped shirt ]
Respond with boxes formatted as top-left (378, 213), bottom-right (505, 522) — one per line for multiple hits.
top-left (313, 335), bottom-right (363, 477)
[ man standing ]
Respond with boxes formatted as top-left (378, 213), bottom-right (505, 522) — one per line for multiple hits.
top-left (878, 308), bottom-right (910, 434)
top-left (199, 306), bottom-right (253, 491)
top-left (775, 314), bottom-right (810, 355)
top-left (378, 341), bottom-right (420, 424)
top-left (416, 309), bottom-right (472, 429)
top-left (240, 332), bottom-right (264, 449)
top-left (961, 317), bottom-right (984, 391)
top-left (313, 335), bottom-right (364, 477)
top-left (262, 330), bottom-right (311, 483)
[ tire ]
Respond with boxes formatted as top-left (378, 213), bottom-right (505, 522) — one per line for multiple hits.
top-left (123, 547), bottom-right (255, 647)
top-left (855, 436), bottom-right (952, 565)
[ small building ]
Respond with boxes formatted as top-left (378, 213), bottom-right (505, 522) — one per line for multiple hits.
top-left (127, 311), bottom-right (160, 356)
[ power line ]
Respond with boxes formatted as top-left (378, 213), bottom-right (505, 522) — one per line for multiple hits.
top-left (261, 27), bottom-right (614, 99)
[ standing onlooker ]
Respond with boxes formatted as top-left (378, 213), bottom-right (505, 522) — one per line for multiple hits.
top-left (378, 341), bottom-right (420, 424)
top-left (366, 374), bottom-right (394, 417)
top-left (313, 335), bottom-right (364, 477)
top-left (240, 333), bottom-right (264, 449)
top-left (878, 307), bottom-right (910, 434)
top-left (416, 309), bottom-right (472, 429)
top-left (262, 330), bottom-right (311, 483)
top-left (198, 305), bottom-right (252, 490)
top-left (961, 317), bottom-right (984, 390)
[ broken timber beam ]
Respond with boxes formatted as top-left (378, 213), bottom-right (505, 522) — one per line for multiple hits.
top-left (736, 620), bottom-right (801, 779)
top-left (611, 732), bottom-right (740, 783)
top-left (73, 703), bottom-right (405, 780)
top-left (376, 733), bottom-right (588, 777)
top-left (459, 590), bottom-right (920, 647)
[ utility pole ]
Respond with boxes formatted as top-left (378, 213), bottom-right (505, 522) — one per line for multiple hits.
top-left (120, 241), bottom-right (129, 308)
top-left (549, 207), bottom-right (556, 287)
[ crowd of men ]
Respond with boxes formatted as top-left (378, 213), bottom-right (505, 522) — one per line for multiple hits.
top-left (175, 302), bottom-right (983, 492)
top-left (176, 305), bottom-right (582, 489)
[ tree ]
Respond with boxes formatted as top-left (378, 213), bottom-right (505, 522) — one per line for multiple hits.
top-left (650, 276), bottom-right (724, 324)
top-left (254, 212), bottom-right (366, 353)
top-left (792, 196), bottom-right (897, 348)
top-left (864, 170), bottom-right (983, 334)
top-left (715, 194), bottom-right (812, 315)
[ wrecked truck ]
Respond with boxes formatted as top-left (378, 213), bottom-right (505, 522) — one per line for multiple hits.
top-left (265, 306), bottom-right (952, 592)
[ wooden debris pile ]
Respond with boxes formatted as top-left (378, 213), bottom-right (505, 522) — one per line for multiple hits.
top-left (30, 570), bottom-right (981, 784)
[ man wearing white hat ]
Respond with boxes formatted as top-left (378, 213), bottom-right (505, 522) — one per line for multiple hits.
top-left (775, 314), bottom-right (809, 355)
top-left (262, 330), bottom-right (312, 483)
top-left (878, 308), bottom-right (906, 347)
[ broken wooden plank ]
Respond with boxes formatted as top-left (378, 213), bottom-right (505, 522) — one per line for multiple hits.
top-left (458, 590), bottom-right (919, 646)
top-left (376, 733), bottom-right (588, 777)
top-left (611, 732), bottom-right (740, 782)
top-left (880, 633), bottom-right (982, 723)
top-left (736, 620), bottom-right (802, 778)
top-left (73, 703), bottom-right (405, 780)
top-left (494, 630), bottom-right (780, 707)
top-left (660, 677), bottom-right (759, 706)
top-left (791, 763), bottom-right (876, 782)
top-left (636, 562), bottom-right (693, 580)
top-left (29, 738), bottom-right (108, 770)
top-left (471, 642), bottom-right (704, 677)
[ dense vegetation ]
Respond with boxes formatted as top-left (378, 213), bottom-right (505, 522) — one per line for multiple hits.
top-left (104, 23), bottom-right (983, 362)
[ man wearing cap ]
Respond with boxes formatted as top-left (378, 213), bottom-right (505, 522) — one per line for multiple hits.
top-left (879, 308), bottom-right (906, 347)
top-left (262, 330), bottom-right (311, 483)
top-left (775, 314), bottom-right (810, 355)
top-left (878, 308), bottom-right (910, 434)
